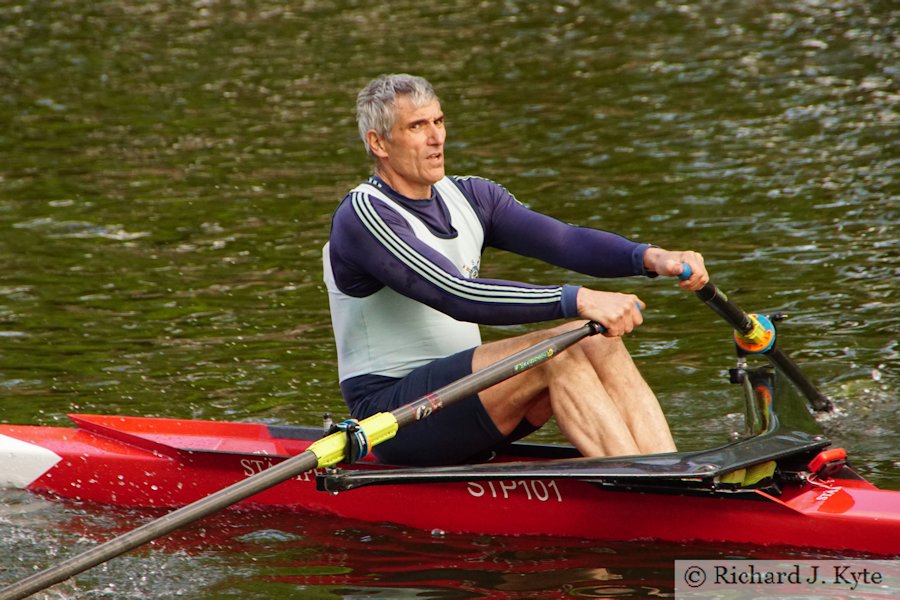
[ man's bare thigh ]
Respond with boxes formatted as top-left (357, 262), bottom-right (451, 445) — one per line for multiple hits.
top-left (473, 321), bottom-right (587, 434)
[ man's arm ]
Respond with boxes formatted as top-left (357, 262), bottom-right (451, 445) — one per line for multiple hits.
top-left (455, 176), bottom-right (650, 278)
top-left (328, 194), bottom-right (580, 325)
top-left (452, 177), bottom-right (709, 331)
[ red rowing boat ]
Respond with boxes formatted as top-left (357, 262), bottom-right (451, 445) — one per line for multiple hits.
top-left (2, 280), bottom-right (897, 600)
top-left (2, 366), bottom-right (897, 556)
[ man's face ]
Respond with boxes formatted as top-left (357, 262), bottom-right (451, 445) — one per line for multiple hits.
top-left (370, 96), bottom-right (446, 198)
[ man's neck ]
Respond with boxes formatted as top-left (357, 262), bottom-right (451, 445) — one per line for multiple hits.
top-left (372, 172), bottom-right (435, 200)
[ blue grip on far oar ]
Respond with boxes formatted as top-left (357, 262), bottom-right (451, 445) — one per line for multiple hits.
top-left (679, 264), bottom-right (693, 281)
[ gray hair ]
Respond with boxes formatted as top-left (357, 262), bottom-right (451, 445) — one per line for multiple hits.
top-left (356, 74), bottom-right (439, 159)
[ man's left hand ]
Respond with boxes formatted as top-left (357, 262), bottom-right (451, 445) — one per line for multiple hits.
top-left (644, 248), bottom-right (709, 291)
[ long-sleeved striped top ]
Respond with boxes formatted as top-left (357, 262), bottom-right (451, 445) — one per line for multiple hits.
top-left (324, 174), bottom-right (650, 385)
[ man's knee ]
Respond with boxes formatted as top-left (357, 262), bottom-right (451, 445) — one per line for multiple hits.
top-left (581, 332), bottom-right (628, 360)
top-left (543, 333), bottom-right (631, 381)
top-left (543, 339), bottom-right (593, 374)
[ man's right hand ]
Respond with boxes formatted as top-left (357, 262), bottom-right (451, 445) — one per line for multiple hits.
top-left (576, 288), bottom-right (644, 337)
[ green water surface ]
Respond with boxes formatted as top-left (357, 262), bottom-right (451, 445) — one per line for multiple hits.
top-left (1, 0), bottom-right (896, 597)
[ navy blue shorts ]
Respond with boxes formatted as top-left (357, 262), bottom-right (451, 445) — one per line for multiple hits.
top-left (340, 347), bottom-right (538, 466)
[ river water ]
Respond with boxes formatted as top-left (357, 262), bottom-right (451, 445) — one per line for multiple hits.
top-left (1, 0), bottom-right (897, 597)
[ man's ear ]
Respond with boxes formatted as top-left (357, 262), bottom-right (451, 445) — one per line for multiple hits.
top-left (366, 130), bottom-right (388, 158)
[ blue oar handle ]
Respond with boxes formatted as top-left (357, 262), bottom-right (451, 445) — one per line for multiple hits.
top-left (679, 263), bottom-right (693, 281)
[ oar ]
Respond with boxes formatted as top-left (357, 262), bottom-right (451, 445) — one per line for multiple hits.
top-left (680, 265), bottom-right (832, 412)
top-left (0, 321), bottom-right (605, 600)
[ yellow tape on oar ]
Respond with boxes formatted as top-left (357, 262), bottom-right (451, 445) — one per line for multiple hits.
top-left (734, 314), bottom-right (776, 354)
top-left (359, 411), bottom-right (400, 447)
top-left (307, 412), bottom-right (399, 468)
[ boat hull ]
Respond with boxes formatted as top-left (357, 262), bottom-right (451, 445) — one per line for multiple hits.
top-left (1, 415), bottom-right (898, 556)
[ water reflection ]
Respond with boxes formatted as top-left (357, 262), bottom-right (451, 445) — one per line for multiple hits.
top-left (4, 493), bottom-right (865, 599)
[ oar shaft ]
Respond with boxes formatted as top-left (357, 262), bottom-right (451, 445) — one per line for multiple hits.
top-left (692, 278), bottom-right (832, 412)
top-left (695, 283), bottom-right (758, 337)
top-left (0, 451), bottom-right (321, 600)
top-left (1, 321), bottom-right (603, 600)
top-left (763, 346), bottom-right (832, 412)
top-left (394, 321), bottom-right (605, 428)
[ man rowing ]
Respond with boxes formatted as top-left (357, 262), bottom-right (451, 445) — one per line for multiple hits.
top-left (323, 73), bottom-right (709, 466)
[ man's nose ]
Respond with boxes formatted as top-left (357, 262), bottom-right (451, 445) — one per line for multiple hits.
top-left (427, 124), bottom-right (445, 144)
